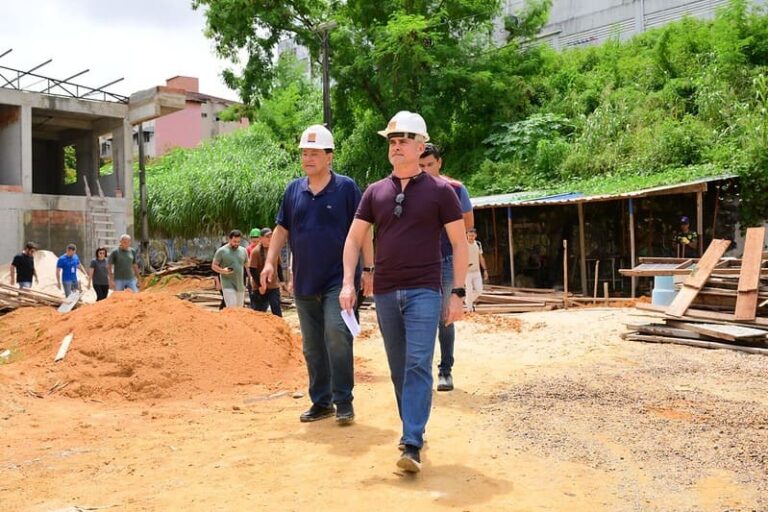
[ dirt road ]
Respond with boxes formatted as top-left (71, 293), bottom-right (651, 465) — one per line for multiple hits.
top-left (2, 307), bottom-right (766, 511)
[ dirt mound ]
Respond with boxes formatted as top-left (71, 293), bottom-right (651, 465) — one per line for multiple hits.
top-left (465, 312), bottom-right (523, 333)
top-left (0, 293), bottom-right (303, 401)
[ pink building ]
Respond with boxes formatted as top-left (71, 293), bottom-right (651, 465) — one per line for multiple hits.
top-left (153, 76), bottom-right (248, 156)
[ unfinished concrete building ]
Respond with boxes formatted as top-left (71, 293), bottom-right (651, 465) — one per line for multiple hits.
top-left (0, 59), bottom-right (184, 264)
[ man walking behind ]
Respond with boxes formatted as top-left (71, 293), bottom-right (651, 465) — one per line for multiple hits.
top-left (465, 228), bottom-right (488, 310)
top-left (419, 143), bottom-right (474, 391)
top-left (249, 228), bottom-right (282, 317)
top-left (261, 124), bottom-right (373, 426)
top-left (213, 230), bottom-right (249, 308)
top-left (108, 235), bottom-right (141, 293)
top-left (340, 111), bottom-right (468, 473)
top-left (10, 242), bottom-right (38, 289)
top-left (57, 244), bottom-right (90, 297)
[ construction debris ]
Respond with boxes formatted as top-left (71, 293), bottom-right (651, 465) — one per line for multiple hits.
top-left (622, 229), bottom-right (768, 355)
top-left (152, 258), bottom-right (215, 277)
top-left (473, 285), bottom-right (566, 314)
top-left (0, 282), bottom-right (77, 314)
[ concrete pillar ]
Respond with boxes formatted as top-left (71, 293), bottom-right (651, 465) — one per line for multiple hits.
top-left (20, 105), bottom-right (32, 193)
top-left (113, 120), bottom-right (134, 236)
top-left (635, 0), bottom-right (646, 34)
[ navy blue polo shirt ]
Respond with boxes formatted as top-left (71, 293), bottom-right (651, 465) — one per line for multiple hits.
top-left (276, 171), bottom-right (362, 296)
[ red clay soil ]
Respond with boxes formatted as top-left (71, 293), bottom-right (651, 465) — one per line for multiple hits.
top-left (0, 292), bottom-right (303, 402)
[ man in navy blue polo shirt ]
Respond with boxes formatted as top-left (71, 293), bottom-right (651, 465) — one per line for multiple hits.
top-left (261, 124), bottom-right (373, 426)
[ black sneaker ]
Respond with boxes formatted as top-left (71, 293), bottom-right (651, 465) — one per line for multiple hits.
top-left (299, 404), bottom-right (335, 423)
top-left (397, 445), bottom-right (422, 473)
top-left (335, 402), bottom-right (355, 425)
top-left (437, 373), bottom-right (454, 391)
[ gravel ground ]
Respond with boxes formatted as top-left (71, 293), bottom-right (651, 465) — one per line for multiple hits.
top-left (485, 341), bottom-right (768, 511)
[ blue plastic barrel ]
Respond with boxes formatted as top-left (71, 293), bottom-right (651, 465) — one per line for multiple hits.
top-left (651, 275), bottom-right (677, 306)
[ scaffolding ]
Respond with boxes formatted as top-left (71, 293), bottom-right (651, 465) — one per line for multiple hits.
top-left (0, 49), bottom-right (128, 104)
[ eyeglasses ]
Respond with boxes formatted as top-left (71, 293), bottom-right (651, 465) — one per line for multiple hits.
top-left (394, 192), bottom-right (405, 218)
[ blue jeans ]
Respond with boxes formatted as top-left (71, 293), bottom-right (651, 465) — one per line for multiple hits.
top-left (18, 281), bottom-right (32, 289)
top-left (438, 255), bottom-right (455, 375)
top-left (115, 279), bottom-right (139, 292)
top-left (375, 287), bottom-right (442, 448)
top-left (62, 280), bottom-right (79, 297)
top-left (294, 287), bottom-right (354, 407)
top-left (250, 288), bottom-right (283, 317)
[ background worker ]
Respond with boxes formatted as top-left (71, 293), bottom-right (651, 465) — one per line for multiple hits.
top-left (89, 247), bottom-right (110, 301)
top-left (261, 124), bottom-right (373, 426)
top-left (10, 242), bottom-right (38, 289)
top-left (465, 228), bottom-right (488, 311)
top-left (108, 234), bottom-right (141, 292)
top-left (246, 228), bottom-right (261, 309)
top-left (419, 143), bottom-right (474, 392)
top-left (674, 216), bottom-right (699, 257)
top-left (249, 227), bottom-right (282, 316)
top-left (56, 243), bottom-right (90, 297)
top-left (340, 111), bottom-right (468, 473)
top-left (212, 229), bottom-right (249, 308)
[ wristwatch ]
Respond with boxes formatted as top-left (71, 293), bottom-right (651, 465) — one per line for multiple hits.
top-left (362, 266), bottom-right (375, 273)
top-left (451, 287), bottom-right (466, 298)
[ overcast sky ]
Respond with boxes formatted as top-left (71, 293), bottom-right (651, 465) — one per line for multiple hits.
top-left (0, 0), bottom-right (240, 101)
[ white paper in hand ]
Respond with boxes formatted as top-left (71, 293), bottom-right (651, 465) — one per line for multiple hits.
top-left (341, 309), bottom-right (361, 337)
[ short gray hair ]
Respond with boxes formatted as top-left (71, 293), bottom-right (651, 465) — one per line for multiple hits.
top-left (120, 234), bottom-right (132, 241)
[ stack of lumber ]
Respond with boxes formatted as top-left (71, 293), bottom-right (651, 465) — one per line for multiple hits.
top-left (153, 258), bottom-right (215, 277)
top-left (473, 285), bottom-right (565, 314)
top-left (0, 282), bottom-right (71, 313)
top-left (623, 227), bottom-right (768, 355)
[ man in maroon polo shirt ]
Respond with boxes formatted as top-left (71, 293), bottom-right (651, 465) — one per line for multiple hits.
top-left (340, 111), bottom-right (468, 473)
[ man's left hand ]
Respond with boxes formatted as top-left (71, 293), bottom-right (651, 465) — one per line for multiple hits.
top-left (444, 294), bottom-right (464, 325)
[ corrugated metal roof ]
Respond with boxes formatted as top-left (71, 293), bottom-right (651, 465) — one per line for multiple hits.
top-left (471, 175), bottom-right (736, 210)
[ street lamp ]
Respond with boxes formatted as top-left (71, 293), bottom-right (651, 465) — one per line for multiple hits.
top-left (316, 20), bottom-right (337, 129)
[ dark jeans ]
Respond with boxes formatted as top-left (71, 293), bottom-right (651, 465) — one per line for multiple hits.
top-left (94, 284), bottom-right (109, 301)
top-left (375, 287), bottom-right (442, 448)
top-left (438, 255), bottom-right (455, 375)
top-left (250, 288), bottom-right (283, 317)
top-left (294, 286), bottom-right (354, 407)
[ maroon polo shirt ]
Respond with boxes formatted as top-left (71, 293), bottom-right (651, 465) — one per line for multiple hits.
top-left (356, 171), bottom-right (463, 294)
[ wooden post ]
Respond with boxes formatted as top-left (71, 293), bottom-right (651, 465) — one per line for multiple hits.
top-left (507, 207), bottom-right (515, 287)
top-left (603, 281), bottom-right (609, 306)
top-left (593, 260), bottom-right (600, 304)
top-left (492, 207), bottom-right (499, 278)
top-left (696, 190), bottom-right (704, 256)
top-left (578, 202), bottom-right (588, 296)
top-left (563, 239), bottom-right (569, 309)
top-left (629, 198), bottom-right (636, 298)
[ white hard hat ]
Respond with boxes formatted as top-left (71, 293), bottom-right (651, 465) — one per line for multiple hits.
top-left (377, 111), bottom-right (430, 141)
top-left (299, 124), bottom-right (334, 149)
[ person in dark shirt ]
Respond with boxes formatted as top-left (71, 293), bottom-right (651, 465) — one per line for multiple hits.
top-left (248, 228), bottom-right (282, 316)
top-left (88, 247), bottom-right (110, 301)
top-left (419, 143), bottom-right (474, 392)
top-left (674, 216), bottom-right (699, 257)
top-left (340, 111), bottom-right (468, 473)
top-left (261, 124), bottom-right (374, 426)
top-left (10, 242), bottom-right (38, 289)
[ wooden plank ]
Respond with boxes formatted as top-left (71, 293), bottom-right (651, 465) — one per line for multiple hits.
top-left (54, 333), bottom-right (74, 362)
top-left (666, 239), bottom-right (731, 317)
top-left (673, 322), bottom-right (768, 342)
top-left (507, 207), bottom-right (515, 287)
top-left (625, 323), bottom-right (713, 340)
top-left (735, 227), bottom-right (766, 321)
top-left (57, 290), bottom-right (81, 313)
top-left (629, 199), bottom-right (636, 298)
top-left (697, 191), bottom-right (704, 255)
top-left (637, 302), bottom-right (768, 327)
top-left (622, 333), bottom-right (768, 355)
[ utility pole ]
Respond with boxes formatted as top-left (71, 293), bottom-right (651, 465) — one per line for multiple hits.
top-left (138, 122), bottom-right (150, 272)
top-left (317, 21), bottom-right (337, 129)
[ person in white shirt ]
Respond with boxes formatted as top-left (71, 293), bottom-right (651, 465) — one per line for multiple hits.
top-left (465, 228), bottom-right (488, 311)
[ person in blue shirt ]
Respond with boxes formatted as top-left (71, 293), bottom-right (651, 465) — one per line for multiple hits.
top-left (261, 124), bottom-right (373, 426)
top-left (419, 143), bottom-right (474, 392)
top-left (56, 243), bottom-right (90, 298)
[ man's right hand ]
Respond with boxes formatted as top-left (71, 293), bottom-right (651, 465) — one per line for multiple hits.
top-left (339, 283), bottom-right (356, 312)
top-left (260, 262), bottom-right (274, 290)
